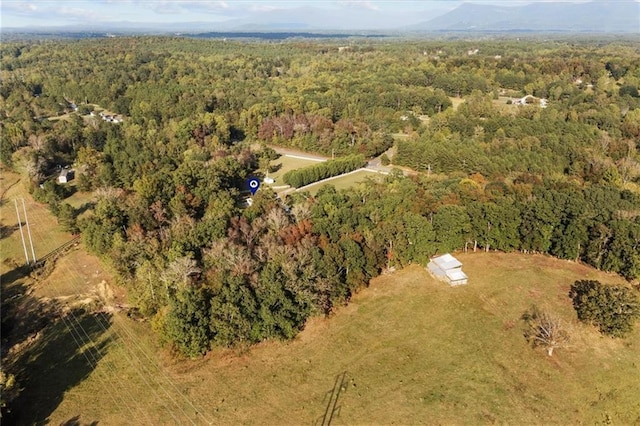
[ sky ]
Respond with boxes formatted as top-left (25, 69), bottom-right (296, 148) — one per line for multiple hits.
top-left (1, 0), bottom-right (633, 30)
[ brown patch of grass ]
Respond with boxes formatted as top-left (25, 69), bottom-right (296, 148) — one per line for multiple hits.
top-left (449, 96), bottom-right (465, 110)
top-left (33, 247), bottom-right (119, 302)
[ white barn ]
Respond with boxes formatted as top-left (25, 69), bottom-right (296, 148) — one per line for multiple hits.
top-left (427, 253), bottom-right (468, 286)
top-left (58, 169), bottom-right (74, 184)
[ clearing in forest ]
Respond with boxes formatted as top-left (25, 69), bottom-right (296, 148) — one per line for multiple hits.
top-left (300, 169), bottom-right (384, 195)
top-left (22, 252), bottom-right (640, 425)
top-left (267, 154), bottom-right (324, 187)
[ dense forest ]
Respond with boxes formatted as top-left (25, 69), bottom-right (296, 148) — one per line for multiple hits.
top-left (1, 36), bottom-right (639, 357)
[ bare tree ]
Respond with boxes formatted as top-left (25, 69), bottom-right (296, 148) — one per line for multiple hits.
top-left (291, 202), bottom-right (312, 222)
top-left (28, 134), bottom-right (48, 151)
top-left (617, 155), bottom-right (640, 185)
top-left (204, 240), bottom-right (259, 284)
top-left (265, 207), bottom-right (290, 233)
top-left (161, 256), bottom-right (201, 291)
top-left (522, 306), bottom-right (570, 357)
top-left (24, 155), bottom-right (46, 182)
top-left (95, 186), bottom-right (124, 201)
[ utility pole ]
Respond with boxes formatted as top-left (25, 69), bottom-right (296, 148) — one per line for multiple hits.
top-left (14, 199), bottom-right (30, 265)
top-left (22, 198), bottom-right (37, 263)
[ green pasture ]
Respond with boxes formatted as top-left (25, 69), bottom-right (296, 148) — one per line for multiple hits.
top-left (300, 169), bottom-right (384, 195)
top-left (28, 252), bottom-right (640, 425)
top-left (267, 155), bottom-right (324, 186)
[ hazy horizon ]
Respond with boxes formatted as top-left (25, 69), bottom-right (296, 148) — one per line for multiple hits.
top-left (4, 0), bottom-right (637, 31)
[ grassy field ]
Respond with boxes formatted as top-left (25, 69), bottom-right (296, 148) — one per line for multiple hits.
top-left (266, 153), bottom-right (384, 196)
top-left (24, 252), bottom-right (639, 425)
top-left (493, 96), bottom-right (522, 113)
top-left (1, 170), bottom-right (74, 271)
top-left (65, 184), bottom-right (96, 211)
top-left (449, 95), bottom-right (523, 114)
top-left (267, 155), bottom-right (324, 186)
top-left (301, 169), bottom-right (384, 195)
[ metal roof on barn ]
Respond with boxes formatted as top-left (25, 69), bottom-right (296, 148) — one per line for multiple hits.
top-left (427, 253), bottom-right (468, 286)
top-left (431, 253), bottom-right (462, 271)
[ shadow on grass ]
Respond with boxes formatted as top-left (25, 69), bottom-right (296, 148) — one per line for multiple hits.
top-left (75, 201), bottom-right (96, 217)
top-left (61, 414), bottom-right (99, 425)
top-left (5, 310), bottom-right (113, 425)
top-left (0, 263), bottom-right (32, 299)
top-left (316, 371), bottom-right (348, 426)
top-left (0, 223), bottom-right (18, 239)
top-left (270, 163), bottom-right (283, 173)
top-left (1, 264), bottom-right (37, 346)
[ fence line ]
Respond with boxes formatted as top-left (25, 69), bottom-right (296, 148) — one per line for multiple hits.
top-left (34, 235), bottom-right (81, 268)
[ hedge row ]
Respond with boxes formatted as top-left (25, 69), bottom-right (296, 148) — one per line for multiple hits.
top-left (283, 155), bottom-right (366, 188)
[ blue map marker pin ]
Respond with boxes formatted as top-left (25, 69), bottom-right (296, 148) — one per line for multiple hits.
top-left (247, 177), bottom-right (260, 195)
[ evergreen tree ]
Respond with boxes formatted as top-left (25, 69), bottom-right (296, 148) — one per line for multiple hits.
top-left (569, 280), bottom-right (640, 337)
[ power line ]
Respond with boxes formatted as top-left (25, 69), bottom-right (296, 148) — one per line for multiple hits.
top-left (61, 259), bottom-right (195, 425)
top-left (39, 246), bottom-right (198, 422)
top-left (13, 199), bottom-right (30, 264)
top-left (19, 200), bottom-right (156, 424)
top-left (22, 198), bottom-right (37, 263)
top-left (47, 281), bottom-right (155, 422)
top-left (57, 312), bottom-right (136, 421)
top-left (22, 196), bottom-right (212, 424)
top-left (111, 313), bottom-right (214, 424)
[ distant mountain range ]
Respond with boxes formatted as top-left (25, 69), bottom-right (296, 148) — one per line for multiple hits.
top-left (4, 1), bottom-right (639, 36)
top-left (410, 1), bottom-right (640, 33)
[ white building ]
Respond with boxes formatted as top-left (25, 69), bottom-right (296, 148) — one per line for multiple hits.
top-left (427, 253), bottom-right (468, 286)
top-left (58, 169), bottom-right (74, 184)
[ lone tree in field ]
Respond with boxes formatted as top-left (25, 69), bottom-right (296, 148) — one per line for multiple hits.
top-left (522, 306), bottom-right (569, 356)
top-left (569, 280), bottom-right (640, 337)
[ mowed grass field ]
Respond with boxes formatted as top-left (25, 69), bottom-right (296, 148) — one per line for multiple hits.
top-left (39, 252), bottom-right (640, 425)
top-left (267, 155), bottom-right (324, 186)
top-left (301, 169), bottom-right (384, 195)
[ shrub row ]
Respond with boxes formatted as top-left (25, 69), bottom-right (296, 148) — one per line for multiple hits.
top-left (282, 155), bottom-right (366, 188)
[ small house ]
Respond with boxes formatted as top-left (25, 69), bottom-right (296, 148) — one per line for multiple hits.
top-left (58, 169), bottom-right (74, 184)
top-left (427, 253), bottom-right (468, 286)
